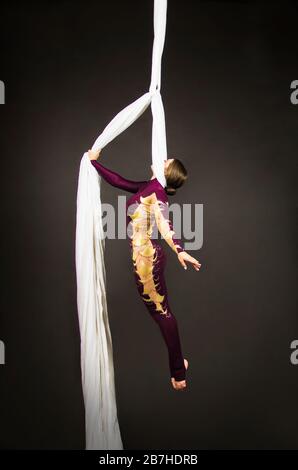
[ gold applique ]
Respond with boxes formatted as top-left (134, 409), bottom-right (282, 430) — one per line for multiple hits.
top-left (129, 193), bottom-right (170, 317)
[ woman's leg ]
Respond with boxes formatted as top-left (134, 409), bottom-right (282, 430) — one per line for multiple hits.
top-left (131, 241), bottom-right (186, 381)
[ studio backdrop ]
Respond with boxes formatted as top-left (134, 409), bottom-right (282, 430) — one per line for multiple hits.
top-left (0, 0), bottom-right (297, 450)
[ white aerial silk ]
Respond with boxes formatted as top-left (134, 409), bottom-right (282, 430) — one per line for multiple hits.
top-left (75, 0), bottom-right (168, 450)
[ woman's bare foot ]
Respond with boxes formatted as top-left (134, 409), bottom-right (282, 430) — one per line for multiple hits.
top-left (171, 358), bottom-right (189, 391)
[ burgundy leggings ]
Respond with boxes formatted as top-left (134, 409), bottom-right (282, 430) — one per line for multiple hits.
top-left (130, 240), bottom-right (186, 381)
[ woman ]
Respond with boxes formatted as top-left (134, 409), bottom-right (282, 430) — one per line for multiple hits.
top-left (88, 148), bottom-right (201, 391)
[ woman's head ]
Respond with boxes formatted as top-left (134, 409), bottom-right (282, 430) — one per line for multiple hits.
top-left (164, 158), bottom-right (187, 196)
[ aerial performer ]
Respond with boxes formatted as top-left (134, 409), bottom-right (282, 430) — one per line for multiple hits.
top-left (75, 0), bottom-right (201, 451)
top-left (88, 148), bottom-right (201, 387)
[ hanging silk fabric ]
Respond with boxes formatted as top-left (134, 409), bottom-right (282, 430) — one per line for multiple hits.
top-left (75, 0), bottom-right (168, 450)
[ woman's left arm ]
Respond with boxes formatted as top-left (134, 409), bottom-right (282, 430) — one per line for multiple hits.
top-left (153, 188), bottom-right (201, 271)
top-left (153, 192), bottom-right (185, 255)
top-left (88, 149), bottom-right (147, 193)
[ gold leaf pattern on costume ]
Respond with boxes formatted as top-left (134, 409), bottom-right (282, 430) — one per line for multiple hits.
top-left (129, 192), bottom-right (170, 317)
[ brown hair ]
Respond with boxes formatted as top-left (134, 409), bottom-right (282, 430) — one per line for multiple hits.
top-left (165, 158), bottom-right (188, 196)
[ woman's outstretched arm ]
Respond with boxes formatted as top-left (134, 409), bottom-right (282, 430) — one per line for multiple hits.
top-left (88, 149), bottom-right (148, 193)
top-left (153, 188), bottom-right (185, 255)
top-left (153, 187), bottom-right (201, 271)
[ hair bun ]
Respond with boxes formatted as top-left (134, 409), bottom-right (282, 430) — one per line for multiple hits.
top-left (165, 186), bottom-right (176, 196)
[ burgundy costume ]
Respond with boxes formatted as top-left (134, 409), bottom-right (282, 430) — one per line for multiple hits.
top-left (91, 159), bottom-right (187, 381)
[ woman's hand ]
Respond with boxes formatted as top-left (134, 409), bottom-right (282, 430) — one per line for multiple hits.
top-left (177, 251), bottom-right (201, 271)
top-left (88, 148), bottom-right (101, 160)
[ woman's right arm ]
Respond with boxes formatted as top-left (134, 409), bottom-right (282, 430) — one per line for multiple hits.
top-left (88, 149), bottom-right (147, 193)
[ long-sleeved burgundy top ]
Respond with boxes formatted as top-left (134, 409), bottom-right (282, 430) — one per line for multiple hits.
top-left (90, 159), bottom-right (185, 255)
top-left (90, 158), bottom-right (187, 381)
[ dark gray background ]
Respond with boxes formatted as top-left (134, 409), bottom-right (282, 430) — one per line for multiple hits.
top-left (0, 0), bottom-right (297, 450)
